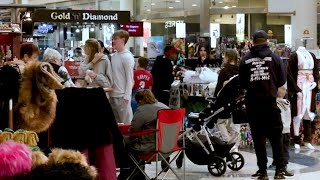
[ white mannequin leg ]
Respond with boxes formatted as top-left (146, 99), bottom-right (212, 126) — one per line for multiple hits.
top-left (293, 116), bottom-right (303, 149)
top-left (293, 116), bottom-right (302, 136)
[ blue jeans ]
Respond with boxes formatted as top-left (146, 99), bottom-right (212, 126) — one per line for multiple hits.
top-left (131, 89), bottom-right (139, 113)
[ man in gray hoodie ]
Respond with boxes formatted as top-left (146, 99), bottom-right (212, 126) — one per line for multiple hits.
top-left (110, 30), bottom-right (135, 124)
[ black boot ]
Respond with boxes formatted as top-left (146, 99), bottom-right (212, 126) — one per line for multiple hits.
top-left (176, 153), bottom-right (184, 168)
top-left (161, 157), bottom-right (170, 172)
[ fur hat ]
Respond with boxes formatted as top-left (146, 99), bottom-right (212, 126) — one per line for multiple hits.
top-left (48, 148), bottom-right (97, 178)
top-left (15, 61), bottom-right (64, 133)
top-left (31, 151), bottom-right (48, 167)
top-left (15, 148), bottom-right (97, 180)
top-left (0, 140), bottom-right (32, 179)
top-left (14, 163), bottom-right (94, 180)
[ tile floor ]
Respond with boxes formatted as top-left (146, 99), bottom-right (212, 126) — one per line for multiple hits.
top-left (142, 144), bottom-right (320, 180)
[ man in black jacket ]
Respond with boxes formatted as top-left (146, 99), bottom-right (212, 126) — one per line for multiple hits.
top-left (239, 30), bottom-right (293, 180)
top-left (151, 45), bottom-right (177, 105)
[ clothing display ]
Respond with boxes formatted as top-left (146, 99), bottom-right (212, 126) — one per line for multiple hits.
top-left (288, 47), bottom-right (319, 147)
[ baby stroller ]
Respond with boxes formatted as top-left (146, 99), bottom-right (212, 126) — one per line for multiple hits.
top-left (177, 75), bottom-right (247, 176)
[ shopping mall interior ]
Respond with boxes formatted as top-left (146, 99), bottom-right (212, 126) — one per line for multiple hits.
top-left (1, 0), bottom-right (320, 180)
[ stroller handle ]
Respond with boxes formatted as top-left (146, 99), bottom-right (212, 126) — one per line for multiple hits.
top-left (204, 95), bottom-right (245, 129)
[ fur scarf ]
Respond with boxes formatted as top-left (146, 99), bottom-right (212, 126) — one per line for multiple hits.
top-left (15, 61), bottom-right (64, 133)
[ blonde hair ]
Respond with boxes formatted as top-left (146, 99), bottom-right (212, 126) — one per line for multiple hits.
top-left (225, 49), bottom-right (238, 64)
top-left (112, 30), bottom-right (130, 44)
top-left (85, 38), bottom-right (100, 62)
top-left (135, 89), bottom-right (156, 105)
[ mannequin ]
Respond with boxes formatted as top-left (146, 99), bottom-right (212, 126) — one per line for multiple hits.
top-left (288, 46), bottom-right (319, 150)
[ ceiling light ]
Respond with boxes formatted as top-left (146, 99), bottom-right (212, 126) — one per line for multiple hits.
top-left (151, 3), bottom-right (155, 5)
top-left (90, 27), bottom-right (95, 32)
top-left (192, 4), bottom-right (197, 6)
top-left (175, 0), bottom-right (181, 2)
top-left (232, 5), bottom-right (236, 7)
top-left (218, 1), bottom-right (223, 3)
top-left (147, 9), bottom-right (151, 11)
top-left (168, 6), bottom-right (174, 9)
top-left (223, 5), bottom-right (229, 9)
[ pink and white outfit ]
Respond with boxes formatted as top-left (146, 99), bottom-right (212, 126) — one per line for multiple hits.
top-left (293, 47), bottom-right (317, 136)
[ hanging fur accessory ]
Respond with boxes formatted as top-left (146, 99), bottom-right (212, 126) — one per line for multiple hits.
top-left (15, 61), bottom-right (64, 133)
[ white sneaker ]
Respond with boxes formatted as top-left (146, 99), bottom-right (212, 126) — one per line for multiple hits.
top-left (305, 143), bottom-right (315, 150)
top-left (294, 144), bottom-right (300, 149)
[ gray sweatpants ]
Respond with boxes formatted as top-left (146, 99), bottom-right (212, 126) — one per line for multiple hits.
top-left (109, 97), bottom-right (133, 124)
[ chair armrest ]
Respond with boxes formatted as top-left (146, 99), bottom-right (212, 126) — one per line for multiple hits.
top-left (124, 129), bottom-right (157, 136)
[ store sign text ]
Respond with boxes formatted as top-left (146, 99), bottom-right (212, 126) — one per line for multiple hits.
top-left (50, 12), bottom-right (118, 21)
top-left (165, 20), bottom-right (184, 29)
top-left (33, 9), bottom-right (130, 23)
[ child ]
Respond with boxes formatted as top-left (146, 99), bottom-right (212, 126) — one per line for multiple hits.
top-left (131, 57), bottom-right (153, 113)
top-left (268, 85), bottom-right (294, 177)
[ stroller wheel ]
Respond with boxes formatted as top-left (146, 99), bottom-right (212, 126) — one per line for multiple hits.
top-left (207, 156), bottom-right (226, 176)
top-left (227, 152), bottom-right (245, 171)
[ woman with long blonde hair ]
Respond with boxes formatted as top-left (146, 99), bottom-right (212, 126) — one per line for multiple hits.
top-left (78, 38), bottom-right (113, 94)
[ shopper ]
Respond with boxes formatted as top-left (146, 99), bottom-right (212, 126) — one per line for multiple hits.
top-left (239, 30), bottom-right (293, 179)
top-left (214, 49), bottom-right (241, 152)
top-left (6, 43), bottom-right (39, 73)
top-left (132, 57), bottom-right (153, 113)
top-left (151, 45), bottom-right (177, 106)
top-left (119, 89), bottom-right (169, 180)
top-left (110, 30), bottom-right (135, 124)
top-left (78, 38), bottom-right (113, 93)
top-left (43, 48), bottom-right (76, 87)
top-left (268, 85), bottom-right (292, 173)
top-left (98, 40), bottom-right (111, 61)
top-left (196, 45), bottom-right (212, 68)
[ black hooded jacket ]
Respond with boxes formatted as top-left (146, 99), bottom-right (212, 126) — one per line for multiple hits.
top-left (214, 64), bottom-right (239, 97)
top-left (239, 44), bottom-right (286, 102)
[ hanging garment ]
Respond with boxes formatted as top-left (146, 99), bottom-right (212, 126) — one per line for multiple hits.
top-left (51, 87), bottom-right (124, 158)
top-left (52, 88), bottom-right (123, 180)
top-left (15, 61), bottom-right (64, 133)
top-left (295, 47), bottom-right (316, 121)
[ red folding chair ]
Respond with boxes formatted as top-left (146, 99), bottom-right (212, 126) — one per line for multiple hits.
top-left (126, 108), bottom-right (186, 180)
